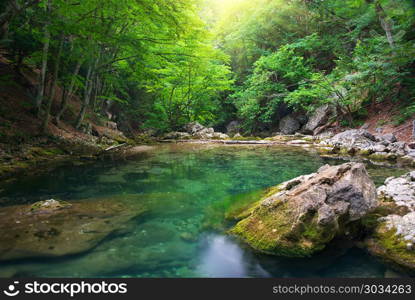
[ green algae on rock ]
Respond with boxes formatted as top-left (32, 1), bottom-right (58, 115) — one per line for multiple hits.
top-left (365, 172), bottom-right (415, 274)
top-left (366, 220), bottom-right (415, 275)
top-left (230, 162), bottom-right (378, 257)
top-left (0, 196), bottom-right (147, 261)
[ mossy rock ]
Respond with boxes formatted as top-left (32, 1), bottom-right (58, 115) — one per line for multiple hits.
top-left (358, 149), bottom-right (373, 156)
top-left (201, 186), bottom-right (284, 231)
top-left (366, 223), bottom-right (415, 275)
top-left (231, 136), bottom-right (263, 141)
top-left (369, 153), bottom-right (397, 161)
top-left (397, 156), bottom-right (415, 167)
top-left (225, 186), bottom-right (281, 221)
top-left (316, 146), bottom-right (336, 154)
top-left (229, 200), bottom-right (335, 257)
top-left (229, 163), bottom-right (377, 258)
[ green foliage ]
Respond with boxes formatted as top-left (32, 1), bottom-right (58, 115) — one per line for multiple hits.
top-left (2, 0), bottom-right (415, 135)
top-left (208, 0), bottom-right (415, 132)
top-left (4, 0), bottom-right (233, 133)
top-left (230, 41), bottom-right (328, 131)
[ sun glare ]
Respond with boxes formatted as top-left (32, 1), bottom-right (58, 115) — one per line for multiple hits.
top-left (211, 0), bottom-right (246, 12)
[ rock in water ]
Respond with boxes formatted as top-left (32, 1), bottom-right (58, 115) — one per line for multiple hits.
top-left (365, 172), bottom-right (415, 274)
top-left (230, 162), bottom-right (377, 257)
top-left (0, 197), bottom-right (147, 261)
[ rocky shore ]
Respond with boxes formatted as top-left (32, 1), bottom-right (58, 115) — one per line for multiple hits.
top-left (228, 163), bottom-right (415, 275)
top-left (318, 129), bottom-right (415, 167)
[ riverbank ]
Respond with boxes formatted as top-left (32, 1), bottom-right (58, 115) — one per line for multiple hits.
top-left (2, 127), bottom-right (414, 186)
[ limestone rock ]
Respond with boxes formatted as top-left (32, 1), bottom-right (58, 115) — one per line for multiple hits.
top-left (365, 172), bottom-right (415, 274)
top-left (183, 122), bottom-right (205, 135)
top-left (379, 133), bottom-right (397, 144)
top-left (303, 105), bottom-right (335, 134)
top-left (230, 162), bottom-right (377, 257)
top-left (366, 213), bottom-right (415, 274)
top-left (279, 115), bottom-right (301, 135)
top-left (176, 122), bottom-right (229, 140)
top-left (226, 121), bottom-right (241, 136)
top-left (377, 172), bottom-right (415, 210)
top-left (163, 132), bottom-right (191, 140)
top-left (322, 129), bottom-right (377, 150)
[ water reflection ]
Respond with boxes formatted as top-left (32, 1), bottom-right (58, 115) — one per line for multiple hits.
top-left (197, 234), bottom-right (269, 278)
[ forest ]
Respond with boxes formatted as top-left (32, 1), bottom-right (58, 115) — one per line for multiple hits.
top-left (1, 0), bottom-right (414, 137)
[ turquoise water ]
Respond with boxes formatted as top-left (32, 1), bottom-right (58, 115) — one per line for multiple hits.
top-left (0, 144), bottom-right (410, 278)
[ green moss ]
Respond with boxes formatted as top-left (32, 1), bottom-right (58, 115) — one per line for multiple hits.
top-left (358, 149), bottom-right (373, 156)
top-left (202, 188), bottom-right (272, 231)
top-left (224, 191), bottom-right (264, 221)
top-left (30, 147), bottom-right (66, 157)
top-left (369, 153), bottom-right (397, 161)
top-left (229, 199), bottom-right (333, 257)
top-left (29, 199), bottom-right (72, 212)
top-left (13, 161), bottom-right (30, 169)
top-left (371, 224), bottom-right (415, 271)
top-left (231, 136), bottom-right (262, 141)
top-left (397, 156), bottom-right (415, 167)
top-left (317, 147), bottom-right (335, 154)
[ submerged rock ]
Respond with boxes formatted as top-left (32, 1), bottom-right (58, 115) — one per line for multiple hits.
top-left (0, 197), bottom-right (147, 261)
top-left (230, 162), bottom-right (377, 257)
top-left (365, 172), bottom-right (415, 274)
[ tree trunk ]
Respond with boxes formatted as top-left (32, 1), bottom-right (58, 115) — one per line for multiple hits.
top-left (35, 0), bottom-right (51, 116)
top-left (0, 1), bottom-right (41, 39)
top-left (90, 74), bottom-right (100, 113)
top-left (0, 0), bottom-right (20, 39)
top-left (75, 61), bottom-right (95, 129)
top-left (55, 58), bottom-right (82, 123)
top-left (375, 1), bottom-right (395, 50)
top-left (41, 34), bottom-right (64, 134)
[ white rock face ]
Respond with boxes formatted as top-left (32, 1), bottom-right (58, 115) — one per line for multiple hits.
top-left (377, 171), bottom-right (415, 246)
top-left (384, 212), bottom-right (415, 244)
top-left (377, 172), bottom-right (415, 211)
top-left (321, 129), bottom-right (377, 149)
top-left (303, 104), bottom-right (334, 134)
top-left (164, 122), bottom-right (229, 140)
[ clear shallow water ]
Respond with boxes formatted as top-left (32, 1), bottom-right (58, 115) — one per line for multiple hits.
top-left (0, 144), bottom-right (411, 278)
